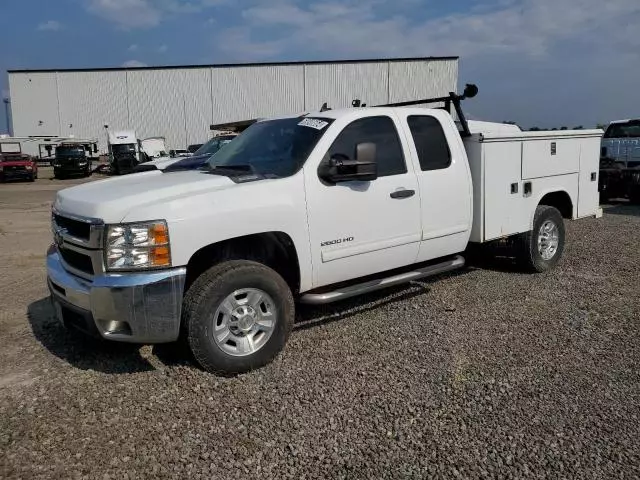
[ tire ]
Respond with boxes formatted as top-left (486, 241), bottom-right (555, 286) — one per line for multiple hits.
top-left (517, 205), bottom-right (565, 273)
top-left (29, 174), bottom-right (35, 182)
top-left (629, 186), bottom-right (640, 205)
top-left (183, 260), bottom-right (294, 375)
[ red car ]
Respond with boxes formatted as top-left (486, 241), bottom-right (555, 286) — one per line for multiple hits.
top-left (0, 152), bottom-right (38, 182)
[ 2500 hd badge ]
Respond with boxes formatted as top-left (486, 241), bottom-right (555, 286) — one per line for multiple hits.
top-left (321, 237), bottom-right (354, 247)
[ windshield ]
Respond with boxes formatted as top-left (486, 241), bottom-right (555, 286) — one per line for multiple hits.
top-left (112, 144), bottom-right (136, 155)
top-left (207, 117), bottom-right (333, 178)
top-left (56, 146), bottom-right (85, 157)
top-left (604, 121), bottom-right (640, 139)
top-left (194, 135), bottom-right (237, 156)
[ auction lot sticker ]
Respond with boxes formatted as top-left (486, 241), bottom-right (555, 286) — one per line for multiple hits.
top-left (299, 118), bottom-right (329, 130)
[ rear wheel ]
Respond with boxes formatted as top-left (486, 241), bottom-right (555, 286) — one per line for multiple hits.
top-left (517, 205), bottom-right (565, 273)
top-left (183, 260), bottom-right (294, 375)
top-left (629, 186), bottom-right (640, 205)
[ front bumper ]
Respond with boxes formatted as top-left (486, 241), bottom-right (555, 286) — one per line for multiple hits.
top-left (47, 249), bottom-right (186, 343)
top-left (54, 164), bottom-right (90, 174)
top-left (1, 169), bottom-right (33, 180)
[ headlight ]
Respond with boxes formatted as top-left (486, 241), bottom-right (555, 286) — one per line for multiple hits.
top-left (26, 165), bottom-right (33, 170)
top-left (104, 221), bottom-right (171, 271)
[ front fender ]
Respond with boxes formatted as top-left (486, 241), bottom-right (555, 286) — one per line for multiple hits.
top-left (123, 174), bottom-right (313, 292)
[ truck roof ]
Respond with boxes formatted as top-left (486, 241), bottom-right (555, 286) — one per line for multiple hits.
top-left (608, 119), bottom-right (639, 125)
top-left (108, 131), bottom-right (137, 144)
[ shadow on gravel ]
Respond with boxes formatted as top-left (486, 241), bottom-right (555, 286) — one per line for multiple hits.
top-left (27, 297), bottom-right (157, 374)
top-left (602, 202), bottom-right (640, 217)
top-left (295, 284), bottom-right (426, 332)
top-left (464, 254), bottom-right (522, 274)
top-left (294, 269), bottom-right (469, 332)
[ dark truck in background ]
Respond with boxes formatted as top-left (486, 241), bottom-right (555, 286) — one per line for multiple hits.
top-left (52, 143), bottom-right (93, 179)
top-left (599, 119), bottom-right (640, 203)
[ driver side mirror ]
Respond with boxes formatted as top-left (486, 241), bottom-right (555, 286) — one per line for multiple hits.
top-left (318, 142), bottom-right (378, 183)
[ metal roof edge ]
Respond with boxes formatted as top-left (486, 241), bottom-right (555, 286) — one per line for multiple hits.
top-left (7, 56), bottom-right (459, 74)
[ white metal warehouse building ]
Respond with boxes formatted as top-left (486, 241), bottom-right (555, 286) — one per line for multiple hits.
top-left (7, 57), bottom-right (458, 154)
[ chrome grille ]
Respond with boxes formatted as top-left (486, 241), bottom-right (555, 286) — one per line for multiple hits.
top-left (51, 209), bottom-right (105, 278)
top-left (59, 247), bottom-right (95, 275)
top-left (51, 209), bottom-right (104, 249)
top-left (53, 213), bottom-right (91, 240)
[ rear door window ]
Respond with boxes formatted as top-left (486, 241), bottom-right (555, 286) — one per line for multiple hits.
top-left (407, 116), bottom-right (451, 171)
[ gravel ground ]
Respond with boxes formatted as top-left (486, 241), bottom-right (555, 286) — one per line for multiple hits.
top-left (1, 170), bottom-right (639, 479)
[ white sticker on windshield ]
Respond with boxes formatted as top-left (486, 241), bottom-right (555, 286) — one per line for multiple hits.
top-left (298, 118), bottom-right (329, 130)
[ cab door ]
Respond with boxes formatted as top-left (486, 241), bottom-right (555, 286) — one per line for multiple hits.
top-left (304, 112), bottom-right (422, 288)
top-left (396, 110), bottom-right (472, 262)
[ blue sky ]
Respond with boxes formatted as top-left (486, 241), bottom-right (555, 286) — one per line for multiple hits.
top-left (1, 0), bottom-right (639, 133)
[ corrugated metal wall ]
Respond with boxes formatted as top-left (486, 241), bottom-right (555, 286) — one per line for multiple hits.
top-left (8, 59), bottom-right (457, 153)
top-left (9, 72), bottom-right (61, 137)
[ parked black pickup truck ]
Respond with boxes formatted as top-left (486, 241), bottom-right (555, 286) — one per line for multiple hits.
top-left (53, 144), bottom-right (92, 179)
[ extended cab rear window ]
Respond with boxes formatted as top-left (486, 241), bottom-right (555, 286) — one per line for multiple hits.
top-left (407, 116), bottom-right (451, 171)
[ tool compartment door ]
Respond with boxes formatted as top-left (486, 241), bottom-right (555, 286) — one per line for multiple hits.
top-left (483, 141), bottom-right (528, 241)
top-left (577, 136), bottom-right (601, 218)
top-left (522, 138), bottom-right (580, 180)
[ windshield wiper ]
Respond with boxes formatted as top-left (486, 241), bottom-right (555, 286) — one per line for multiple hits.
top-left (206, 164), bottom-right (265, 182)
top-left (209, 164), bottom-right (254, 173)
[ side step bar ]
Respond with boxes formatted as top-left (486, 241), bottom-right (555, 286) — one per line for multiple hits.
top-left (299, 255), bottom-right (465, 305)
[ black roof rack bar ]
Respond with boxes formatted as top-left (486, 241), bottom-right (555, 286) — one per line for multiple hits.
top-left (370, 84), bottom-right (479, 137)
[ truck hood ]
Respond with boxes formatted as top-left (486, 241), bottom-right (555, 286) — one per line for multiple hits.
top-left (54, 170), bottom-right (236, 223)
top-left (1, 160), bottom-right (33, 167)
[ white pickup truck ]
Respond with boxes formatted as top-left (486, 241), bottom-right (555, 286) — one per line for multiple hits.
top-left (47, 87), bottom-right (603, 374)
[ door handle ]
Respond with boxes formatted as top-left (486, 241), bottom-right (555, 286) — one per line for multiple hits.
top-left (390, 189), bottom-right (415, 199)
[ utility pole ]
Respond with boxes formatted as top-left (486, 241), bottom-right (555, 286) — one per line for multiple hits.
top-left (2, 96), bottom-right (12, 136)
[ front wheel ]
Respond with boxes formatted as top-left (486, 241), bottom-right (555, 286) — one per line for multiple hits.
top-left (517, 205), bottom-right (566, 273)
top-left (183, 260), bottom-right (294, 375)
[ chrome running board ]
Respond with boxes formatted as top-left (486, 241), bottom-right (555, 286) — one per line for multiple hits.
top-left (299, 255), bottom-right (465, 305)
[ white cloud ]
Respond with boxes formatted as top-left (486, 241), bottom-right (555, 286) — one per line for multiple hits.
top-left (122, 59), bottom-right (148, 67)
top-left (128, 44), bottom-right (139, 51)
top-left (211, 0), bottom-right (640, 127)
top-left (86, 0), bottom-right (162, 28)
top-left (158, 44), bottom-right (168, 53)
top-left (231, 0), bottom-right (640, 59)
top-left (216, 27), bottom-right (286, 59)
top-left (37, 20), bottom-right (63, 31)
top-left (85, 0), bottom-right (230, 28)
